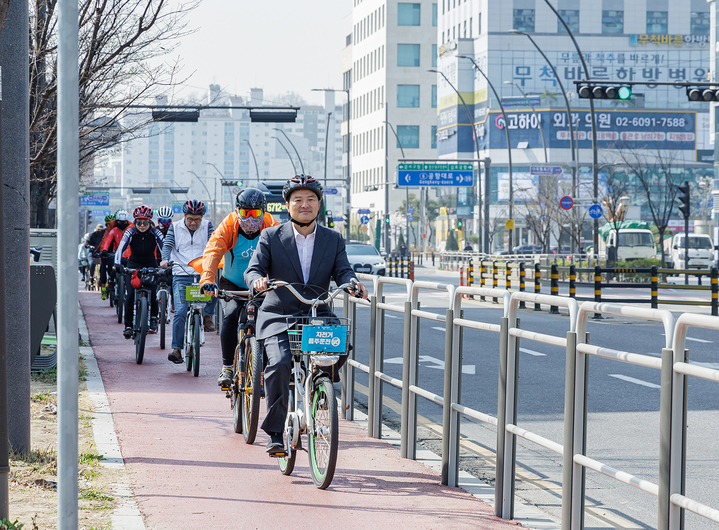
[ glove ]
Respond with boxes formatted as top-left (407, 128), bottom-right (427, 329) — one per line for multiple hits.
top-left (114, 264), bottom-right (124, 274)
top-left (200, 283), bottom-right (217, 294)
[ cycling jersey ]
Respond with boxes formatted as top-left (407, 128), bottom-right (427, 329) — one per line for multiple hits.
top-left (200, 211), bottom-right (279, 288)
top-left (114, 226), bottom-right (164, 268)
top-left (102, 224), bottom-right (132, 253)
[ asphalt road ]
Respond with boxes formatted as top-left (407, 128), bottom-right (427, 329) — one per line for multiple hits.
top-left (343, 267), bottom-right (719, 530)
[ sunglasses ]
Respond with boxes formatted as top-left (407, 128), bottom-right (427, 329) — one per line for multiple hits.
top-left (238, 209), bottom-right (263, 218)
top-left (135, 220), bottom-right (150, 226)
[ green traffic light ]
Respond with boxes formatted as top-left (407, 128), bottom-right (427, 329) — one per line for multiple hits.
top-left (236, 181), bottom-right (243, 187)
top-left (618, 86), bottom-right (631, 100)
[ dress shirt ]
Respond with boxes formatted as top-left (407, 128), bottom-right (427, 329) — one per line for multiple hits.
top-left (292, 222), bottom-right (317, 283)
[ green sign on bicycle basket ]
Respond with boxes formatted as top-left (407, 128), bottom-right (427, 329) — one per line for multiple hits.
top-left (185, 285), bottom-right (211, 302)
top-left (301, 325), bottom-right (347, 353)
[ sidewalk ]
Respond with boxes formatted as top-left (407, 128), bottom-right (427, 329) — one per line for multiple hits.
top-left (79, 291), bottom-right (525, 530)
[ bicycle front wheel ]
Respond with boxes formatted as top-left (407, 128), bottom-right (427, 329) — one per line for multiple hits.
top-left (159, 290), bottom-right (167, 350)
top-left (241, 335), bottom-right (262, 444)
top-left (116, 276), bottom-right (124, 324)
top-left (192, 312), bottom-right (201, 377)
top-left (308, 376), bottom-right (338, 489)
top-left (278, 392), bottom-right (296, 476)
top-left (185, 315), bottom-right (193, 372)
top-left (135, 296), bottom-right (148, 365)
top-left (231, 343), bottom-right (243, 434)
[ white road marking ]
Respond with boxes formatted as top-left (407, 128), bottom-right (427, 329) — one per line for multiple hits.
top-left (520, 347), bottom-right (547, 357)
top-left (385, 357), bottom-right (403, 364)
top-left (662, 333), bottom-right (712, 344)
top-left (384, 314), bottom-right (400, 319)
top-left (418, 355), bottom-right (475, 375)
top-left (608, 374), bottom-right (661, 389)
top-left (431, 326), bottom-right (445, 332)
top-left (689, 360), bottom-right (719, 370)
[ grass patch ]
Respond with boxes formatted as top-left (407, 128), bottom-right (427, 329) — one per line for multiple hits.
top-left (31, 367), bottom-right (57, 384)
top-left (79, 452), bottom-right (105, 465)
top-left (79, 489), bottom-right (114, 502)
top-left (31, 392), bottom-right (52, 402)
top-left (80, 468), bottom-right (101, 479)
top-left (0, 519), bottom-right (25, 530)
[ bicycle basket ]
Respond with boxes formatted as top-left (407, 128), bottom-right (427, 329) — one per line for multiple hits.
top-left (286, 316), bottom-right (351, 367)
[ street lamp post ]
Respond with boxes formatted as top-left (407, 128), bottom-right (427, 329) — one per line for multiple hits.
top-left (312, 88), bottom-right (351, 242)
top-left (242, 139), bottom-right (260, 186)
top-left (457, 55), bottom-right (515, 251)
top-left (323, 112), bottom-right (332, 189)
top-left (187, 170), bottom-right (216, 225)
top-left (272, 136), bottom-right (297, 174)
top-left (541, 0), bottom-right (600, 255)
top-left (273, 128), bottom-right (305, 174)
top-left (385, 120), bottom-right (409, 247)
top-left (507, 30), bottom-right (579, 252)
top-left (503, 80), bottom-right (548, 163)
top-left (428, 68), bottom-right (483, 252)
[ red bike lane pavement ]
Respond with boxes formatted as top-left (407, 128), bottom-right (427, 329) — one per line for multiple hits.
top-left (80, 291), bottom-right (522, 530)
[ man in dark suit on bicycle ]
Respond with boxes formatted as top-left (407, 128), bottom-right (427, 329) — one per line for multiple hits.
top-left (245, 175), bottom-right (368, 455)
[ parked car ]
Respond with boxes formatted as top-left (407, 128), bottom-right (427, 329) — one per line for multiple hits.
top-left (513, 244), bottom-right (542, 255)
top-left (345, 243), bottom-right (386, 275)
top-left (549, 246), bottom-right (571, 254)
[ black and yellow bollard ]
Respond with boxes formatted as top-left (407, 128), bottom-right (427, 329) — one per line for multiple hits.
top-left (534, 263), bottom-right (541, 311)
top-left (593, 265), bottom-right (603, 320)
top-left (550, 263), bottom-right (559, 314)
top-left (505, 263), bottom-right (512, 291)
top-left (479, 261), bottom-right (486, 301)
top-left (519, 262), bottom-right (526, 309)
top-left (468, 261), bottom-right (474, 286)
top-left (651, 265), bottom-right (658, 309)
top-left (712, 267), bottom-right (718, 317)
top-left (492, 260), bottom-right (498, 303)
top-left (569, 264), bottom-right (576, 299)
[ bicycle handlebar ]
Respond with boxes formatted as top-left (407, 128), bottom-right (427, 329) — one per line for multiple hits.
top-left (268, 278), bottom-right (360, 309)
top-left (214, 289), bottom-right (252, 302)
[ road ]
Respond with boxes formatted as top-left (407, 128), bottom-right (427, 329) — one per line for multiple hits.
top-left (79, 289), bottom-right (519, 530)
top-left (344, 267), bottom-right (719, 529)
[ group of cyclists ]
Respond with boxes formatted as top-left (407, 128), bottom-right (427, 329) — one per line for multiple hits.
top-left (79, 174), bottom-right (369, 457)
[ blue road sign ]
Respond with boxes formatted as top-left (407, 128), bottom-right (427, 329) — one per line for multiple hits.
top-left (397, 163), bottom-right (473, 187)
top-left (89, 209), bottom-right (111, 219)
top-left (81, 192), bottom-right (110, 207)
top-left (408, 214), bottom-right (414, 222)
top-left (559, 196), bottom-right (573, 210)
top-left (360, 215), bottom-right (370, 225)
top-left (530, 165), bottom-right (563, 176)
top-left (408, 206), bottom-right (414, 213)
top-left (334, 216), bottom-right (344, 222)
top-left (357, 208), bottom-right (371, 214)
top-left (588, 204), bottom-right (603, 219)
top-left (325, 188), bottom-right (338, 195)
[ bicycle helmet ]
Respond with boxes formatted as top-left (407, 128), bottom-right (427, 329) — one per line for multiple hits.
top-left (182, 199), bottom-right (206, 216)
top-left (133, 205), bottom-right (153, 220)
top-left (157, 206), bottom-right (173, 219)
top-left (282, 174), bottom-right (323, 202)
top-left (115, 209), bottom-right (130, 222)
top-left (104, 214), bottom-right (115, 223)
top-left (235, 188), bottom-right (267, 236)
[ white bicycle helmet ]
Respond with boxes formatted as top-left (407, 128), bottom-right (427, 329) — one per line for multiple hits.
top-left (157, 206), bottom-right (173, 219)
top-left (115, 209), bottom-right (130, 222)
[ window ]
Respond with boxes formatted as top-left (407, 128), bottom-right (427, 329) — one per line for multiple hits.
top-left (477, 12), bottom-right (481, 34)
top-left (396, 126), bottom-right (419, 148)
top-left (431, 85), bottom-right (437, 108)
top-left (646, 11), bottom-right (667, 34)
top-left (432, 3), bottom-right (437, 26)
top-left (398, 3), bottom-right (420, 25)
top-left (431, 126), bottom-right (437, 149)
top-left (513, 9), bottom-right (535, 32)
top-left (397, 44), bottom-right (420, 66)
top-left (602, 10), bottom-right (623, 33)
top-left (558, 10), bottom-right (579, 33)
top-left (432, 44), bottom-right (437, 67)
top-left (691, 11), bottom-right (709, 34)
top-left (397, 85), bottom-right (420, 107)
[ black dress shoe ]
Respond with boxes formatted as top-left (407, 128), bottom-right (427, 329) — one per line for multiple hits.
top-left (265, 432), bottom-right (285, 455)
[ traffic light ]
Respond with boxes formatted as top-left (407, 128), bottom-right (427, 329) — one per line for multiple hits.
top-left (456, 219), bottom-right (463, 229)
top-left (384, 214), bottom-right (390, 225)
top-left (686, 87), bottom-right (719, 102)
top-left (577, 84), bottom-right (632, 100)
top-left (327, 210), bottom-right (334, 228)
top-left (221, 180), bottom-right (244, 187)
top-left (677, 183), bottom-right (691, 218)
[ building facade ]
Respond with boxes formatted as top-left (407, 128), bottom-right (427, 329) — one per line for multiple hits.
top-left (437, 0), bottom-right (712, 251)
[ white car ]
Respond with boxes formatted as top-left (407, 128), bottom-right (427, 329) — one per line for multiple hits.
top-left (345, 243), bottom-right (386, 276)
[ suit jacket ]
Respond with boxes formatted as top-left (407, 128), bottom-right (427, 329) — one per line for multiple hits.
top-left (244, 221), bottom-right (357, 340)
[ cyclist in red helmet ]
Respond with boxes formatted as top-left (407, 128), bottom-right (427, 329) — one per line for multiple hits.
top-left (114, 205), bottom-right (164, 339)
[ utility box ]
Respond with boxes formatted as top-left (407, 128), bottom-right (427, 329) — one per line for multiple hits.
top-left (30, 229), bottom-right (58, 270)
top-left (30, 264), bottom-right (57, 368)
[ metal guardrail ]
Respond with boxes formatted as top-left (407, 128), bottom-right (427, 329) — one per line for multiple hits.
top-left (339, 274), bottom-right (719, 529)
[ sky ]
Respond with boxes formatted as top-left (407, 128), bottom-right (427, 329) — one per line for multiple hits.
top-left (165, 0), bottom-right (353, 107)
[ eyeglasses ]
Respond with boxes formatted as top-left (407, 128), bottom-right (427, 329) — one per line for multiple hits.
top-left (135, 220), bottom-right (150, 227)
top-left (238, 209), bottom-right (263, 218)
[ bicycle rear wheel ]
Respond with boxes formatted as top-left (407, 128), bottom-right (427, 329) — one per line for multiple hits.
top-left (231, 343), bottom-right (243, 434)
top-left (116, 276), bottom-right (124, 324)
top-left (308, 376), bottom-right (338, 489)
top-left (278, 392), bottom-right (296, 476)
top-left (135, 296), bottom-right (148, 365)
top-left (192, 313), bottom-right (201, 377)
top-left (108, 282), bottom-right (114, 307)
top-left (159, 290), bottom-right (167, 350)
top-left (185, 316), bottom-right (193, 372)
top-left (241, 335), bottom-right (262, 444)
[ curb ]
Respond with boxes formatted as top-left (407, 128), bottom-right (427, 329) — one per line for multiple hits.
top-left (79, 306), bottom-right (147, 530)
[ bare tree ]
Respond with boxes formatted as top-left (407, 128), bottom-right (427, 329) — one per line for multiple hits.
top-left (30, 0), bottom-right (198, 227)
top-left (615, 145), bottom-right (685, 266)
top-left (523, 174), bottom-right (563, 252)
top-left (598, 163), bottom-right (630, 263)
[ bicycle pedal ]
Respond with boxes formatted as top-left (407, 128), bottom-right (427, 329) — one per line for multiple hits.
top-left (269, 451), bottom-right (287, 458)
top-left (220, 385), bottom-right (231, 391)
